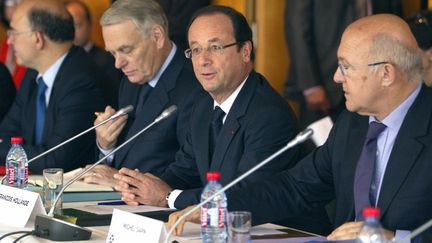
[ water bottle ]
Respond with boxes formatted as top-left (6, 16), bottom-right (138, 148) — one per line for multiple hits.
top-left (201, 171), bottom-right (228, 243)
top-left (357, 207), bottom-right (387, 243)
top-left (6, 137), bottom-right (28, 189)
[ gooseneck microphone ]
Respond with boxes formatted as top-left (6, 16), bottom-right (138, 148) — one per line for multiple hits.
top-left (33, 105), bottom-right (177, 242)
top-left (0, 105), bottom-right (134, 184)
top-left (47, 104), bottom-right (177, 216)
top-left (164, 128), bottom-right (314, 243)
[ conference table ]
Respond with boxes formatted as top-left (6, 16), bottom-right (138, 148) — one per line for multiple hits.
top-left (0, 201), bottom-right (323, 243)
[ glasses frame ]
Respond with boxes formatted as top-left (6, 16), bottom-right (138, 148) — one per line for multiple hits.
top-left (7, 29), bottom-right (33, 38)
top-left (184, 42), bottom-right (239, 59)
top-left (338, 61), bottom-right (390, 76)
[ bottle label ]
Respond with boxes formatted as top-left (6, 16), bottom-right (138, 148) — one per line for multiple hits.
top-left (8, 167), bottom-right (15, 185)
top-left (201, 207), bottom-right (208, 227)
top-left (218, 208), bottom-right (225, 228)
top-left (24, 164), bottom-right (28, 184)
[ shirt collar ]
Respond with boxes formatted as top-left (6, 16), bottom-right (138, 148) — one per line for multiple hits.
top-left (213, 75), bottom-right (248, 115)
top-left (36, 51), bottom-right (68, 90)
top-left (370, 83), bottom-right (422, 130)
top-left (147, 43), bottom-right (177, 88)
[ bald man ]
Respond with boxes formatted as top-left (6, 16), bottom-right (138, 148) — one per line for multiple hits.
top-left (168, 14), bottom-right (432, 241)
top-left (0, 0), bottom-right (104, 173)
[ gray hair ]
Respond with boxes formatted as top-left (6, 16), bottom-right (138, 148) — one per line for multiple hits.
top-left (100, 0), bottom-right (168, 37)
top-left (368, 33), bottom-right (423, 82)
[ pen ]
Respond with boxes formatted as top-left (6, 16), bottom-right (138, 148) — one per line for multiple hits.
top-left (97, 200), bottom-right (127, 206)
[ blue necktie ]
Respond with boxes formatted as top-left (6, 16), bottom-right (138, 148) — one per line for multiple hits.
top-left (35, 77), bottom-right (47, 145)
top-left (353, 121), bottom-right (386, 220)
top-left (135, 83), bottom-right (152, 115)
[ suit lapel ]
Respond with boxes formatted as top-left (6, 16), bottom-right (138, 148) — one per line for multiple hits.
top-left (25, 71), bottom-right (38, 144)
top-left (210, 71), bottom-right (258, 171)
top-left (194, 97), bottom-right (213, 178)
top-left (378, 85), bottom-right (431, 216)
top-left (115, 48), bottom-right (184, 166)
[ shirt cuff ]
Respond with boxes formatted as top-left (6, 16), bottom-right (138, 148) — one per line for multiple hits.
top-left (395, 230), bottom-right (411, 242)
top-left (167, 189), bottom-right (183, 209)
top-left (96, 141), bottom-right (115, 164)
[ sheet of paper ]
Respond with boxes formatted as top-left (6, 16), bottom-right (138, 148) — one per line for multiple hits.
top-left (307, 116), bottom-right (333, 146)
top-left (253, 236), bottom-right (327, 243)
top-left (174, 225), bottom-right (285, 241)
top-left (28, 174), bottom-right (113, 192)
top-left (74, 204), bottom-right (175, 215)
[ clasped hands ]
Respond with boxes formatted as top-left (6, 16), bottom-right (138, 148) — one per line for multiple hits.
top-left (113, 168), bottom-right (172, 207)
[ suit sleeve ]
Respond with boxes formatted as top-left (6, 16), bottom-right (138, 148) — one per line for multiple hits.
top-left (284, 0), bottom-right (323, 91)
top-left (0, 64), bottom-right (15, 122)
top-left (173, 104), bottom-right (301, 209)
top-left (226, 115), bottom-right (339, 225)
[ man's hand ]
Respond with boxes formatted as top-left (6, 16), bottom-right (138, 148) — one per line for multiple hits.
top-left (327, 221), bottom-right (395, 241)
top-left (81, 164), bottom-right (118, 188)
top-left (303, 86), bottom-right (331, 113)
top-left (114, 168), bottom-right (172, 207)
top-left (95, 106), bottom-right (128, 150)
top-left (167, 205), bottom-right (201, 236)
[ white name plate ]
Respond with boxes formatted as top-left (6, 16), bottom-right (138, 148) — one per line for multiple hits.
top-left (0, 184), bottom-right (46, 227)
top-left (106, 209), bottom-right (167, 243)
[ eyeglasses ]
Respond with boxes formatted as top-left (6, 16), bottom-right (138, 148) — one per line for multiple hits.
top-left (338, 61), bottom-right (389, 76)
top-left (7, 29), bottom-right (33, 38)
top-left (184, 42), bottom-right (239, 58)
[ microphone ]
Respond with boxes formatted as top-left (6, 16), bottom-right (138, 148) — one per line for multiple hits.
top-left (33, 105), bottom-right (177, 241)
top-left (164, 128), bottom-right (314, 243)
top-left (0, 105), bottom-right (134, 184)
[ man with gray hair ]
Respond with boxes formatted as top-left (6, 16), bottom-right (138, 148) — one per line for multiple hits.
top-left (82, 0), bottom-right (203, 187)
top-left (169, 14), bottom-right (432, 241)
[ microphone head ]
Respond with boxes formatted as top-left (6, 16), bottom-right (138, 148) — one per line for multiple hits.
top-left (155, 105), bottom-right (177, 122)
top-left (297, 128), bottom-right (314, 143)
top-left (119, 105), bottom-right (134, 116)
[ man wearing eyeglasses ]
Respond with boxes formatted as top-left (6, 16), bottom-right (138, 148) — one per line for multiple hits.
top-left (0, 0), bottom-right (105, 173)
top-left (114, 5), bottom-right (332, 234)
top-left (168, 14), bottom-right (432, 241)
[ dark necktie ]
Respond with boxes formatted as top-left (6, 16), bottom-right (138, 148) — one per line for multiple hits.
top-left (136, 83), bottom-right (152, 115)
top-left (209, 106), bottom-right (225, 160)
top-left (353, 121), bottom-right (386, 219)
top-left (35, 77), bottom-right (47, 145)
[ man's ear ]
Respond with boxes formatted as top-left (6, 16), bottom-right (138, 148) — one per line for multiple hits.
top-left (380, 63), bottom-right (396, 87)
top-left (241, 41), bottom-right (252, 62)
top-left (151, 25), bottom-right (165, 49)
top-left (33, 31), bottom-right (45, 50)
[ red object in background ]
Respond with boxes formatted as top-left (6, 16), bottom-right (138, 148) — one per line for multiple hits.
top-left (0, 165), bottom-right (5, 175)
top-left (0, 40), bottom-right (27, 88)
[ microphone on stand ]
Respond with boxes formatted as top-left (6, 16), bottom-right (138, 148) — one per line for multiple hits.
top-left (33, 105), bottom-right (177, 241)
top-left (0, 105), bottom-right (134, 184)
top-left (164, 128), bottom-right (314, 243)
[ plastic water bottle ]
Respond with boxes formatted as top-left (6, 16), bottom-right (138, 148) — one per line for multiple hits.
top-left (357, 207), bottom-right (387, 243)
top-left (6, 137), bottom-right (28, 189)
top-left (201, 171), bottom-right (227, 243)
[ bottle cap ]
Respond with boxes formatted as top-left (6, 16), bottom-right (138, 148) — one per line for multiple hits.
top-left (11, 137), bottom-right (24, 144)
top-left (363, 207), bottom-right (381, 218)
top-left (206, 171), bottom-right (221, 181)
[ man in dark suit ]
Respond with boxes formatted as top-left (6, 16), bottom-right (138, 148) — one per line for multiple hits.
top-left (65, 0), bottom-right (122, 108)
top-left (0, 63), bottom-right (15, 122)
top-left (114, 5), bottom-right (331, 234)
top-left (226, 14), bottom-right (430, 241)
top-left (80, 0), bottom-right (204, 188)
top-left (0, 0), bottom-right (104, 173)
top-left (284, 0), bottom-right (402, 131)
top-left (168, 14), bottom-right (431, 240)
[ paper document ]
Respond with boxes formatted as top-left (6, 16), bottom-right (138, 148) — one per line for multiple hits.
top-left (307, 116), bottom-right (333, 146)
top-left (174, 225), bottom-right (285, 241)
top-left (74, 204), bottom-right (175, 215)
top-left (28, 170), bottom-right (113, 192)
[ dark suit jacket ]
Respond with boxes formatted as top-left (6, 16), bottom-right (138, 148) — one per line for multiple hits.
top-left (110, 47), bottom-right (204, 176)
top-left (87, 45), bottom-right (122, 109)
top-left (229, 84), bottom-right (432, 232)
top-left (160, 70), bottom-right (301, 209)
top-left (0, 47), bottom-right (105, 173)
top-left (0, 63), bottom-right (15, 122)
